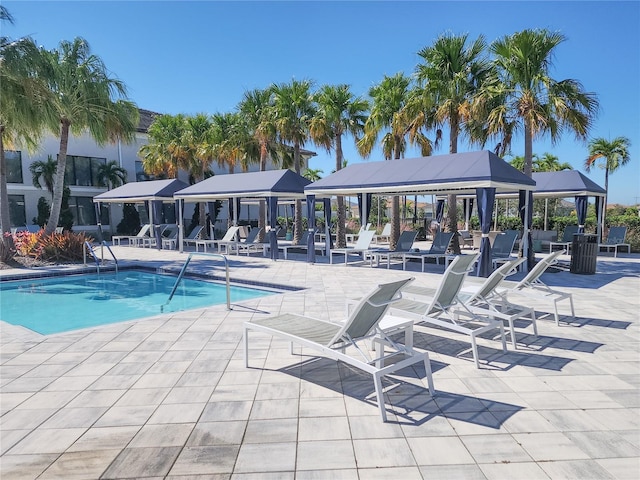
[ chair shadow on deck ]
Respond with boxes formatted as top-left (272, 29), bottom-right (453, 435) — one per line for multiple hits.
top-left (278, 356), bottom-right (523, 427)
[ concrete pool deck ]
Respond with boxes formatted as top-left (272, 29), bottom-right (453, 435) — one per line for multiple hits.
top-left (1, 244), bottom-right (639, 479)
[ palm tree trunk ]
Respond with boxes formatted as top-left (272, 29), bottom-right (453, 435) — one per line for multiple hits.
top-left (293, 142), bottom-right (303, 244)
top-left (448, 122), bottom-right (461, 254)
top-left (603, 167), bottom-right (609, 234)
top-left (390, 138), bottom-right (402, 250)
top-left (336, 134), bottom-right (346, 248)
top-left (258, 143), bottom-right (268, 242)
top-left (45, 119), bottom-right (70, 235)
top-left (0, 125), bottom-right (11, 235)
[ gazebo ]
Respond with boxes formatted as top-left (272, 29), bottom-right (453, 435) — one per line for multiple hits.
top-left (305, 150), bottom-right (537, 276)
top-left (174, 169), bottom-right (312, 258)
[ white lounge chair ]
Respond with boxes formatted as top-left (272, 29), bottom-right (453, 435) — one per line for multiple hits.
top-left (490, 230), bottom-right (519, 268)
top-left (345, 222), bottom-right (372, 243)
top-left (400, 231), bottom-right (455, 272)
top-left (112, 224), bottom-right (150, 246)
top-left (233, 228), bottom-right (266, 256)
top-left (499, 250), bottom-right (575, 326)
top-left (329, 229), bottom-right (376, 265)
top-left (243, 277), bottom-right (434, 422)
top-left (599, 226), bottom-right (630, 257)
top-left (373, 223), bottom-right (392, 244)
top-left (195, 226), bottom-right (240, 253)
top-left (367, 230), bottom-right (418, 269)
top-left (389, 252), bottom-right (508, 369)
top-left (452, 258), bottom-right (537, 350)
top-left (549, 225), bottom-right (579, 253)
top-left (181, 225), bottom-right (205, 249)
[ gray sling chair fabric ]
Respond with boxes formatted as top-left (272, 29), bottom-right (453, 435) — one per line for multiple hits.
top-left (244, 277), bottom-right (435, 422)
top-left (366, 230), bottom-right (418, 268)
top-left (400, 231), bottom-right (455, 272)
top-left (389, 253), bottom-right (508, 369)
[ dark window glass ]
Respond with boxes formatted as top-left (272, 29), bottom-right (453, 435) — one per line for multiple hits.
top-left (62, 155), bottom-right (107, 186)
top-left (6, 151), bottom-right (23, 183)
top-left (69, 196), bottom-right (97, 225)
top-left (8, 195), bottom-right (26, 226)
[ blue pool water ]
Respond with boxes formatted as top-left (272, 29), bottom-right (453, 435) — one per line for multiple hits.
top-left (0, 270), bottom-right (274, 335)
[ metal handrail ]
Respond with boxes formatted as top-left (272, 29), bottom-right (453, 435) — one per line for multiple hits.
top-left (84, 241), bottom-right (101, 273)
top-left (162, 252), bottom-right (230, 313)
top-left (100, 241), bottom-right (118, 273)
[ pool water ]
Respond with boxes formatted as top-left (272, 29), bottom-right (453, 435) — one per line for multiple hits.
top-left (0, 270), bottom-right (274, 335)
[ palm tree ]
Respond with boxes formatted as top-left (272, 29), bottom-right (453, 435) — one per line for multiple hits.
top-left (182, 114), bottom-right (215, 226)
top-left (29, 155), bottom-right (58, 196)
top-left (585, 136), bottom-right (631, 233)
top-left (238, 88), bottom-right (278, 238)
top-left (358, 73), bottom-right (435, 249)
top-left (510, 153), bottom-right (572, 172)
top-left (271, 79), bottom-right (317, 243)
top-left (0, 11), bottom-right (46, 238)
top-left (486, 29), bottom-right (599, 178)
top-left (303, 168), bottom-right (323, 182)
top-left (139, 114), bottom-right (187, 178)
top-left (310, 84), bottom-right (368, 248)
top-left (414, 32), bottom-right (490, 253)
top-left (40, 37), bottom-right (138, 235)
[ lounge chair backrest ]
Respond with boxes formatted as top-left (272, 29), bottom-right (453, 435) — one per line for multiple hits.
top-left (466, 257), bottom-right (525, 303)
top-left (186, 225), bottom-right (204, 240)
top-left (425, 253), bottom-right (479, 314)
top-left (606, 226), bottom-right (627, 244)
top-left (513, 249), bottom-right (564, 289)
top-left (221, 226), bottom-right (240, 242)
top-left (492, 230), bottom-right (518, 256)
top-left (354, 229), bottom-right (376, 249)
top-left (295, 230), bottom-right (310, 246)
top-left (429, 231), bottom-right (454, 254)
top-left (395, 230), bottom-right (418, 252)
top-left (561, 225), bottom-right (579, 242)
top-left (334, 277), bottom-right (414, 343)
top-left (380, 223), bottom-right (391, 236)
top-left (244, 227), bottom-right (261, 244)
top-left (136, 224), bottom-right (151, 237)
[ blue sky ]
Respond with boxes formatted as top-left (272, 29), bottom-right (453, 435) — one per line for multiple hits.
top-left (5, 1), bottom-right (639, 205)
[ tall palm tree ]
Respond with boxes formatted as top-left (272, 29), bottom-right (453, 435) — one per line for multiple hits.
top-left (29, 155), bottom-right (58, 196)
top-left (585, 136), bottom-right (631, 233)
top-left (183, 113), bottom-right (215, 226)
top-left (510, 153), bottom-right (572, 172)
top-left (311, 84), bottom-right (368, 248)
top-left (40, 37), bottom-right (138, 235)
top-left (414, 32), bottom-right (491, 253)
top-left (358, 73), bottom-right (435, 249)
top-left (303, 168), bottom-right (323, 182)
top-left (486, 29), bottom-right (599, 178)
top-left (0, 12), bottom-right (46, 237)
top-left (139, 114), bottom-right (187, 178)
top-left (238, 88), bottom-right (278, 238)
top-left (271, 79), bottom-right (316, 243)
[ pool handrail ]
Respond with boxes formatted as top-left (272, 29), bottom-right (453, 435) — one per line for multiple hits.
top-left (83, 241), bottom-right (119, 274)
top-left (162, 252), bottom-right (230, 312)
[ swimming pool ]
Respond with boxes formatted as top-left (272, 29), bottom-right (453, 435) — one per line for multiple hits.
top-left (0, 270), bottom-right (275, 335)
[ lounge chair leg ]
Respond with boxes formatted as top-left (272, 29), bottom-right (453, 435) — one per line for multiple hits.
top-left (470, 333), bottom-right (480, 369)
top-left (530, 310), bottom-right (538, 336)
top-left (373, 372), bottom-right (387, 422)
top-left (508, 320), bottom-right (517, 350)
top-left (499, 323), bottom-right (507, 352)
top-left (423, 352), bottom-right (435, 394)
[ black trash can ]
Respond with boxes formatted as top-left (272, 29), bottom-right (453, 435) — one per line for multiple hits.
top-left (570, 234), bottom-right (598, 274)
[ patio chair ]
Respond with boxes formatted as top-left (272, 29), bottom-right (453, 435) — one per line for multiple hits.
top-left (243, 277), bottom-right (435, 422)
top-left (161, 225), bottom-right (183, 250)
top-left (599, 226), bottom-right (630, 257)
top-left (388, 252), bottom-right (508, 369)
top-left (142, 224), bottom-right (177, 248)
top-left (499, 249), bottom-right (575, 326)
top-left (400, 231), bottom-right (455, 272)
top-left (452, 258), bottom-right (537, 349)
top-left (549, 225), bottom-right (579, 253)
top-left (346, 223), bottom-right (372, 243)
top-left (373, 223), bottom-right (392, 244)
top-left (195, 226), bottom-right (240, 253)
top-left (329, 229), bottom-right (376, 265)
top-left (181, 225), bottom-right (205, 249)
top-left (458, 230), bottom-right (474, 249)
top-left (112, 224), bottom-right (150, 246)
top-left (233, 227), bottom-right (266, 256)
top-left (367, 230), bottom-right (418, 269)
top-left (491, 230), bottom-right (519, 268)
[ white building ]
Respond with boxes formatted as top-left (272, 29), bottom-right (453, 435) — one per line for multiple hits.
top-left (5, 109), bottom-right (316, 235)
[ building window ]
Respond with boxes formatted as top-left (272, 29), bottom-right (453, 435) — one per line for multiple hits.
top-left (62, 155), bottom-right (106, 186)
top-left (68, 196), bottom-right (99, 225)
top-left (6, 150), bottom-right (23, 184)
top-left (8, 195), bottom-right (26, 226)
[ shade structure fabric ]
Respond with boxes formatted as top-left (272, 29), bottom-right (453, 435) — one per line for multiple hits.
top-left (305, 151), bottom-right (535, 197)
top-left (93, 179), bottom-right (189, 203)
top-left (306, 195), bottom-right (316, 263)
top-left (268, 196), bottom-right (279, 260)
top-left (174, 169), bottom-right (311, 201)
top-left (476, 188), bottom-right (496, 277)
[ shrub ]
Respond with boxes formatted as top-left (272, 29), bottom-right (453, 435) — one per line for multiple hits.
top-left (38, 231), bottom-right (93, 262)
